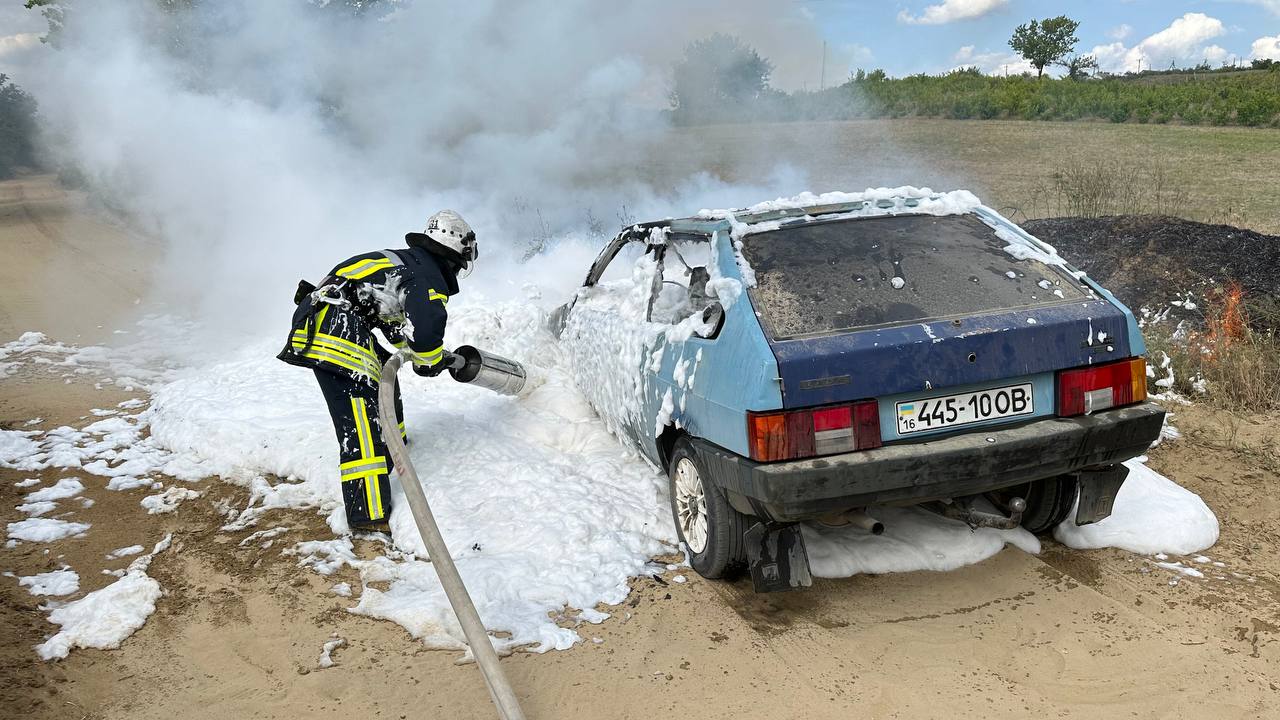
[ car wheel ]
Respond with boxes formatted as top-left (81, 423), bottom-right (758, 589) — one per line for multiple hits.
top-left (668, 437), bottom-right (748, 579)
top-left (1003, 474), bottom-right (1079, 534)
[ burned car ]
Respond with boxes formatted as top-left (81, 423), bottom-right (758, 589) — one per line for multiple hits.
top-left (550, 190), bottom-right (1164, 592)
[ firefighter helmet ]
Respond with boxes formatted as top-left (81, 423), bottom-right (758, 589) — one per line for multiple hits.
top-left (422, 210), bottom-right (477, 272)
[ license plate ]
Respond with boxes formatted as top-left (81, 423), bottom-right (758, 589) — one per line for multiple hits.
top-left (896, 383), bottom-right (1033, 435)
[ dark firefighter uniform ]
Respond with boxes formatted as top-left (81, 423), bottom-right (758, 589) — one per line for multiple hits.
top-left (278, 238), bottom-right (458, 528)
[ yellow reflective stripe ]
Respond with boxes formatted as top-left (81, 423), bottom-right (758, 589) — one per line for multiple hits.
top-left (341, 456), bottom-right (388, 494)
top-left (297, 346), bottom-right (368, 375)
top-left (315, 304), bottom-right (330, 327)
top-left (351, 399), bottom-right (384, 520)
top-left (342, 464), bottom-right (387, 481)
top-left (295, 331), bottom-right (380, 363)
top-left (294, 339), bottom-right (379, 374)
top-left (292, 332), bottom-right (380, 366)
top-left (410, 345), bottom-right (445, 367)
top-left (336, 258), bottom-right (393, 280)
top-left (292, 341), bottom-right (380, 377)
top-left (354, 398), bottom-right (375, 516)
top-left (428, 289), bottom-right (448, 304)
top-left (351, 398), bottom-right (372, 458)
top-left (341, 457), bottom-right (387, 472)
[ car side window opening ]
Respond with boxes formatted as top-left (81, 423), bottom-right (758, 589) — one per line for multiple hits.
top-left (580, 238), bottom-right (664, 324)
top-left (649, 238), bottom-right (716, 325)
top-left (594, 240), bottom-right (647, 285)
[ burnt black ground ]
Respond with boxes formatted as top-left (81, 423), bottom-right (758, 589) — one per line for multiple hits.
top-left (1022, 216), bottom-right (1280, 316)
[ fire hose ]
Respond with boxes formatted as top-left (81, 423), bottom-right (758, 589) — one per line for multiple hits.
top-left (378, 347), bottom-right (528, 720)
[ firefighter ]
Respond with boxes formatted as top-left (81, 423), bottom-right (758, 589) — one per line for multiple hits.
top-left (278, 210), bottom-right (477, 532)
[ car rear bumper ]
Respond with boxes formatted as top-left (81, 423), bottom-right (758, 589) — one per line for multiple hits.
top-left (692, 401), bottom-right (1166, 522)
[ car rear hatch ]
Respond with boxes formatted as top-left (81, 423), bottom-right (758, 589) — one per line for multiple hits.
top-left (741, 213), bottom-right (1133, 413)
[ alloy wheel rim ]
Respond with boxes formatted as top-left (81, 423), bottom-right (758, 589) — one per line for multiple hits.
top-left (674, 458), bottom-right (708, 554)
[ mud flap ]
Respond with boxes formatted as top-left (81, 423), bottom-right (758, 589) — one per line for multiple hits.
top-left (1074, 464), bottom-right (1130, 525)
top-left (745, 522), bottom-right (813, 593)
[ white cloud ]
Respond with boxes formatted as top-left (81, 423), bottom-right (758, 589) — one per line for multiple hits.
top-left (951, 45), bottom-right (1036, 76)
top-left (1240, 1), bottom-right (1280, 16)
top-left (844, 43), bottom-right (874, 66)
top-left (1201, 45), bottom-right (1230, 65)
top-left (899, 0), bottom-right (1008, 26)
top-left (1253, 34), bottom-right (1280, 60)
top-left (1108, 24), bottom-right (1133, 41)
top-left (0, 32), bottom-right (40, 58)
top-left (1089, 13), bottom-right (1229, 72)
top-left (0, 32), bottom-right (42, 77)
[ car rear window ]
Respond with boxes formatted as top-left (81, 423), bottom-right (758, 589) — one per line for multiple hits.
top-left (741, 213), bottom-right (1088, 340)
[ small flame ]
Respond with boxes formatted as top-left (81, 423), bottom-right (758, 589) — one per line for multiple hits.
top-left (1203, 282), bottom-right (1246, 357)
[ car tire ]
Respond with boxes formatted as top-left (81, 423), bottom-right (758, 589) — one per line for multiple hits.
top-left (668, 437), bottom-right (749, 579)
top-left (1016, 474), bottom-right (1079, 534)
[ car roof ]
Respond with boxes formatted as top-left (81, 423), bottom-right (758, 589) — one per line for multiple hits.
top-left (660, 194), bottom-right (993, 236)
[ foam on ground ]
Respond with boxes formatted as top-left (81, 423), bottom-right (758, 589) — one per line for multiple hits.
top-left (1055, 458), bottom-right (1219, 556)
top-left (147, 298), bottom-right (672, 652)
top-left (805, 506), bottom-right (1040, 578)
top-left (18, 569), bottom-right (81, 597)
top-left (35, 535), bottom-right (171, 661)
top-left (8, 518), bottom-right (91, 543)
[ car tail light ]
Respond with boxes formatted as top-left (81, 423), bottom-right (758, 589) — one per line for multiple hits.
top-left (1057, 357), bottom-right (1147, 417)
top-left (748, 400), bottom-right (881, 462)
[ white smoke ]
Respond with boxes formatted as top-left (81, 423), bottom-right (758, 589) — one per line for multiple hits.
top-left (26, 0), bottom-right (834, 340)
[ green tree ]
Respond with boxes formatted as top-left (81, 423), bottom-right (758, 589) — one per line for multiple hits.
top-left (25, 0), bottom-right (205, 46)
top-left (670, 34), bottom-right (773, 124)
top-left (24, 0), bottom-right (65, 44)
top-left (1009, 16), bottom-right (1081, 79)
top-left (0, 74), bottom-right (39, 179)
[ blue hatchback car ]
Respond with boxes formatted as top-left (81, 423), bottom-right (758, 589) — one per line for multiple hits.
top-left (550, 190), bottom-right (1165, 591)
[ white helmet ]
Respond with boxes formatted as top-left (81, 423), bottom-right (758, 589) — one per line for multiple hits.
top-left (424, 209), bottom-right (478, 272)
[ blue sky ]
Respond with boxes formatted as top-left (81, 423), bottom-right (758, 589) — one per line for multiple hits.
top-left (799, 0), bottom-right (1280, 80)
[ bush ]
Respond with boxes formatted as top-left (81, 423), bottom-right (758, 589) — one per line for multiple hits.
top-left (1020, 158), bottom-right (1189, 219)
top-left (697, 68), bottom-right (1280, 128)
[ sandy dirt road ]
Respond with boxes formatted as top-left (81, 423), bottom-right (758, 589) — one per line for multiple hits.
top-left (3, 174), bottom-right (1278, 719)
top-left (0, 175), bottom-right (159, 346)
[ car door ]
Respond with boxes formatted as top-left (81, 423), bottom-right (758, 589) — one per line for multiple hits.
top-left (641, 234), bottom-right (724, 456)
top-left (558, 230), bottom-right (665, 456)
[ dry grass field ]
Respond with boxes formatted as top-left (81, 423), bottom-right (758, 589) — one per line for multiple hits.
top-left (653, 119), bottom-right (1280, 234)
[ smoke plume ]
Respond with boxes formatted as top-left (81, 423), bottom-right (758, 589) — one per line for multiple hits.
top-left (27, 0), bottom-right (837, 337)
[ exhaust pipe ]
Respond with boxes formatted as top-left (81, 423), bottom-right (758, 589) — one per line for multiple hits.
top-left (815, 509), bottom-right (885, 535)
top-left (448, 345), bottom-right (527, 396)
top-left (846, 511), bottom-right (885, 535)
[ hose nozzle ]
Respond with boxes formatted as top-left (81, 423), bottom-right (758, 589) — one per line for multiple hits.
top-left (448, 345), bottom-right (527, 396)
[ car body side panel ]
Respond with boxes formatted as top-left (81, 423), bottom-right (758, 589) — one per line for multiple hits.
top-left (641, 229), bottom-right (783, 463)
